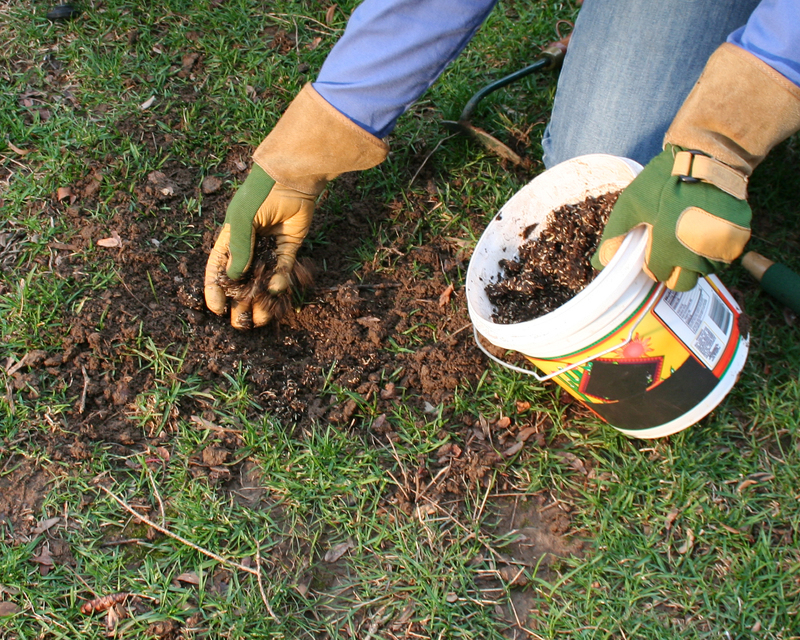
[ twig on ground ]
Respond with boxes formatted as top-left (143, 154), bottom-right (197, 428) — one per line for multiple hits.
top-left (100, 486), bottom-right (282, 620)
top-left (100, 486), bottom-right (256, 575)
top-left (79, 365), bottom-right (89, 413)
top-left (255, 544), bottom-right (280, 623)
top-left (144, 463), bottom-right (166, 527)
top-left (409, 138), bottom-right (455, 187)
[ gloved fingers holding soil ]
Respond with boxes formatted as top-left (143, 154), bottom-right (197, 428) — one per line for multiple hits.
top-left (205, 235), bottom-right (313, 330)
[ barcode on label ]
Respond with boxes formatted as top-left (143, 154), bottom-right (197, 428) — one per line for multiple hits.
top-left (709, 296), bottom-right (731, 336)
top-left (694, 327), bottom-right (721, 361)
top-left (663, 289), bottom-right (709, 333)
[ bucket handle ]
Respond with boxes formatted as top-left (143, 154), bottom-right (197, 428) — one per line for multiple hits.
top-left (473, 283), bottom-right (665, 382)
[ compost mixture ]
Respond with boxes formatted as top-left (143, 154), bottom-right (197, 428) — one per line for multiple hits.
top-left (486, 191), bottom-right (620, 323)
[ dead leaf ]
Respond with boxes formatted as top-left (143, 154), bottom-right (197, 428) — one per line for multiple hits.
top-left (140, 95), bottom-right (156, 110)
top-left (554, 451), bottom-right (587, 475)
top-left (516, 427), bottom-right (537, 442)
top-left (515, 400), bottom-right (531, 413)
top-left (736, 479), bottom-right (758, 493)
top-left (0, 602), bottom-right (21, 617)
top-left (371, 414), bottom-right (387, 431)
top-left (105, 603), bottom-right (126, 633)
top-left (56, 186), bottom-right (72, 201)
top-left (176, 571), bottom-right (200, 585)
top-left (307, 36), bottom-right (323, 51)
top-left (664, 508), bottom-right (680, 533)
top-left (7, 141), bottom-right (30, 155)
top-left (325, 4), bottom-right (337, 23)
top-left (324, 540), bottom-right (354, 563)
top-left (438, 283), bottom-right (455, 307)
top-left (33, 516), bottom-right (60, 535)
top-left (502, 440), bottom-right (524, 458)
top-left (677, 528), bottom-right (695, 554)
top-left (495, 415), bottom-right (511, 429)
top-left (31, 545), bottom-right (53, 575)
top-left (97, 231), bottom-right (122, 248)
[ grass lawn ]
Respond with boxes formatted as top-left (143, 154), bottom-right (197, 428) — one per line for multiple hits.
top-left (1, 1), bottom-right (799, 639)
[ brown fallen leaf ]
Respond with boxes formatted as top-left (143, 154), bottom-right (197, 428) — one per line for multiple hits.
top-left (677, 528), bottom-right (695, 554)
top-left (307, 36), bottom-right (323, 51)
top-left (97, 231), bottom-right (122, 248)
top-left (325, 4), bottom-right (337, 24)
top-left (7, 141), bottom-right (31, 155)
top-left (56, 186), bottom-right (73, 201)
top-left (438, 283), bottom-right (455, 307)
top-left (495, 415), bottom-right (511, 429)
top-left (33, 516), bottom-right (60, 535)
top-left (0, 601), bottom-right (21, 617)
top-left (664, 508), bottom-right (680, 533)
top-left (554, 451), bottom-right (587, 475)
top-left (371, 413), bottom-right (387, 432)
top-left (516, 427), bottom-right (537, 442)
top-left (31, 545), bottom-right (54, 576)
top-left (502, 440), bottom-right (524, 458)
top-left (176, 571), bottom-right (200, 585)
top-left (324, 540), bottom-right (354, 563)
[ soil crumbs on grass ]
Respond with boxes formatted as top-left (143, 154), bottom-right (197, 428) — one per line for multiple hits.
top-left (2, 148), bottom-right (588, 636)
top-left (487, 191), bottom-right (620, 323)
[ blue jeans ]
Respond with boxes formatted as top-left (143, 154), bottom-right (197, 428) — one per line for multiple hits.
top-left (542, 0), bottom-right (761, 168)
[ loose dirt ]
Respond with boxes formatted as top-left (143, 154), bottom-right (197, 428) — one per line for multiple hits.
top-left (1, 135), bottom-right (589, 636)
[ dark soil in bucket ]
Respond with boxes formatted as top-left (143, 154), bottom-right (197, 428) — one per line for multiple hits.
top-left (486, 190), bottom-right (621, 323)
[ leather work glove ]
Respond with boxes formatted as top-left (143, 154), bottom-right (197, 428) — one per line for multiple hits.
top-left (204, 83), bottom-right (388, 329)
top-left (593, 43), bottom-right (800, 291)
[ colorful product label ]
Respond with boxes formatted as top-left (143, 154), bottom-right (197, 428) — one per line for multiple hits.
top-left (526, 278), bottom-right (743, 431)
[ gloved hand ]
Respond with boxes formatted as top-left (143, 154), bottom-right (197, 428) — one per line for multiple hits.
top-left (592, 144), bottom-right (751, 291)
top-left (204, 166), bottom-right (315, 328)
top-left (204, 83), bottom-right (388, 329)
top-left (593, 43), bottom-right (800, 291)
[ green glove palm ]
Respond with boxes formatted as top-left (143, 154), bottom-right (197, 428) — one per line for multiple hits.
top-left (204, 164), bottom-right (314, 329)
top-left (592, 145), bottom-right (751, 291)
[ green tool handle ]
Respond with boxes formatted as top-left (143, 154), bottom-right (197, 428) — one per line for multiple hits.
top-left (742, 251), bottom-right (800, 314)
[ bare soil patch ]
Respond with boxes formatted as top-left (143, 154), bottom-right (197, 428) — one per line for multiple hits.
top-left (3, 127), bottom-right (589, 630)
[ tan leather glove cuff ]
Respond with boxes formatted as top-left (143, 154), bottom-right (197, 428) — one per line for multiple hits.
top-left (665, 43), bottom-right (800, 177)
top-left (253, 83), bottom-right (389, 196)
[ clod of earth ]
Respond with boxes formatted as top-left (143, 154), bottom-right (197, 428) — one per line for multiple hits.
top-left (214, 237), bottom-right (314, 329)
top-left (486, 191), bottom-right (620, 323)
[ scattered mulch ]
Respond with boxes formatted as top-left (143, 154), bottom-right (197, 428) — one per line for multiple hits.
top-left (486, 191), bottom-right (620, 323)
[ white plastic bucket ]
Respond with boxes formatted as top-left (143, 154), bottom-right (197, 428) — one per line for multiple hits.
top-left (466, 154), bottom-right (749, 438)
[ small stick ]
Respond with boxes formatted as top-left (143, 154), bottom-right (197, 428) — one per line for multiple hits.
top-left (144, 464), bottom-right (166, 527)
top-left (255, 545), bottom-right (280, 623)
top-left (100, 486), bottom-right (257, 576)
top-left (79, 365), bottom-right (89, 414)
top-left (100, 487), bottom-right (281, 620)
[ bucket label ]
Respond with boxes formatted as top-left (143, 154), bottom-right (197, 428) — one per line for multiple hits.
top-left (653, 279), bottom-right (733, 369)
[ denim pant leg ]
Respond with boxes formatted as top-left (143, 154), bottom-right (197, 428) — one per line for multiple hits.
top-left (541, 0), bottom-right (761, 168)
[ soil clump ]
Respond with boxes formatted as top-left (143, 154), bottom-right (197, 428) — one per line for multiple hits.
top-left (486, 191), bottom-right (620, 323)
